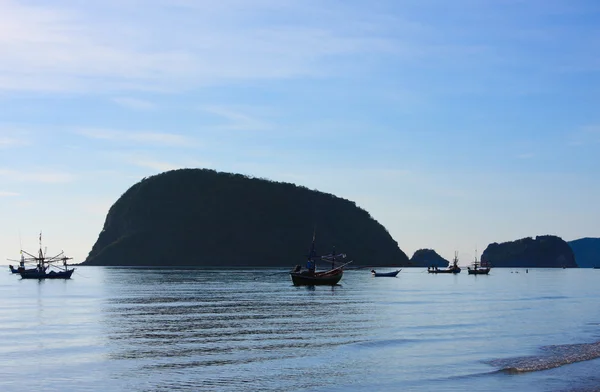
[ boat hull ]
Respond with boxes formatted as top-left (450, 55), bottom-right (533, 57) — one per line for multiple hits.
top-left (467, 268), bottom-right (490, 275)
top-left (19, 269), bottom-right (74, 279)
top-left (290, 269), bottom-right (343, 286)
top-left (9, 265), bottom-right (38, 274)
top-left (428, 268), bottom-right (461, 274)
top-left (372, 270), bottom-right (401, 277)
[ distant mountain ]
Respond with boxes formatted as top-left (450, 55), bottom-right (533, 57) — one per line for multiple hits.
top-left (481, 235), bottom-right (577, 268)
top-left (568, 238), bottom-right (600, 268)
top-left (82, 168), bottom-right (410, 267)
top-left (410, 249), bottom-right (449, 267)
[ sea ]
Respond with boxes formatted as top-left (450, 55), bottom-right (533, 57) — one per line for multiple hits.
top-left (1, 266), bottom-right (600, 392)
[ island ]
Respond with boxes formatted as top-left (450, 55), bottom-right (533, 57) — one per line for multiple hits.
top-left (82, 169), bottom-right (410, 267)
top-left (568, 237), bottom-right (600, 268)
top-left (409, 249), bottom-right (449, 267)
top-left (481, 235), bottom-right (577, 268)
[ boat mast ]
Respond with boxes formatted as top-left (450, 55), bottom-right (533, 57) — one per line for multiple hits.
top-left (331, 245), bottom-right (336, 270)
top-left (307, 229), bottom-right (317, 272)
top-left (38, 231), bottom-right (44, 271)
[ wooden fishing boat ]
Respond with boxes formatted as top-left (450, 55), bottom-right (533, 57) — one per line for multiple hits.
top-left (20, 268), bottom-right (74, 279)
top-left (290, 267), bottom-right (344, 286)
top-left (467, 250), bottom-right (490, 275)
top-left (428, 252), bottom-right (461, 274)
top-left (10, 233), bottom-right (75, 280)
top-left (371, 269), bottom-right (401, 277)
top-left (290, 233), bottom-right (351, 286)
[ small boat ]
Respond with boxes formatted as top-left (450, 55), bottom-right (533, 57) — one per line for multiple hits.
top-left (10, 233), bottom-right (75, 280)
top-left (428, 252), bottom-right (461, 274)
top-left (371, 269), bottom-right (401, 277)
top-left (467, 250), bottom-right (490, 275)
top-left (290, 233), bottom-right (351, 286)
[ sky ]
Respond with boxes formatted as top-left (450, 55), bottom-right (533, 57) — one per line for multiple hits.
top-left (1, 0), bottom-right (599, 265)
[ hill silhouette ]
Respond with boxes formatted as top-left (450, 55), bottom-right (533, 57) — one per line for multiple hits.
top-left (82, 169), bottom-right (409, 267)
top-left (481, 235), bottom-right (577, 268)
top-left (410, 249), bottom-right (449, 267)
top-left (568, 237), bottom-right (600, 268)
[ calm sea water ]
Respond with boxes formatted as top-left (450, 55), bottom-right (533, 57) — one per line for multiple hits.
top-left (1, 267), bottom-right (600, 391)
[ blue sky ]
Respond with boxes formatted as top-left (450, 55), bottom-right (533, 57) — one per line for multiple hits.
top-left (1, 0), bottom-right (599, 264)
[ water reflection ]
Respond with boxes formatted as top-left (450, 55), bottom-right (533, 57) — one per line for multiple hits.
top-left (99, 269), bottom-right (372, 390)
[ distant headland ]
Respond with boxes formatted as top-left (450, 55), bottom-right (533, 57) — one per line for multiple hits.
top-left (481, 235), bottom-right (577, 268)
top-left (410, 249), bottom-right (449, 267)
top-left (568, 238), bottom-right (600, 268)
top-left (82, 169), bottom-right (410, 267)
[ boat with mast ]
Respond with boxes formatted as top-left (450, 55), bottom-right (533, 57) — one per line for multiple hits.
top-left (428, 252), bottom-right (461, 274)
top-left (10, 233), bottom-right (75, 279)
top-left (289, 233), bottom-right (351, 286)
top-left (467, 250), bottom-right (490, 275)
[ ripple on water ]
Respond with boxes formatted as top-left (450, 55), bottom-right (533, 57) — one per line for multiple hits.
top-left (488, 341), bottom-right (600, 373)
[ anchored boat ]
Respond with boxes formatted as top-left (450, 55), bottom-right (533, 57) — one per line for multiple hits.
top-left (290, 233), bottom-right (351, 286)
top-left (467, 251), bottom-right (490, 275)
top-left (428, 252), bottom-right (461, 274)
top-left (8, 233), bottom-right (75, 280)
top-left (371, 269), bottom-right (401, 277)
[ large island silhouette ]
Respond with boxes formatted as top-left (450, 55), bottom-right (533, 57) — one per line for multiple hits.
top-left (82, 169), bottom-right (410, 267)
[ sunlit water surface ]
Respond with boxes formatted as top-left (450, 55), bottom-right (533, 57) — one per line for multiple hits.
top-left (1, 267), bottom-right (600, 391)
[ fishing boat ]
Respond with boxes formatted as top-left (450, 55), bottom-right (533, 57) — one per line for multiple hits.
top-left (10, 233), bottom-right (75, 280)
top-left (428, 252), bottom-right (461, 274)
top-left (371, 269), bottom-right (401, 277)
top-left (289, 234), bottom-right (351, 286)
top-left (467, 250), bottom-right (490, 275)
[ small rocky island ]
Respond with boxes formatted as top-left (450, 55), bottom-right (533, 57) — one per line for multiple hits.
top-left (82, 169), bottom-right (410, 267)
top-left (410, 249), bottom-right (449, 267)
top-left (481, 235), bottom-right (577, 268)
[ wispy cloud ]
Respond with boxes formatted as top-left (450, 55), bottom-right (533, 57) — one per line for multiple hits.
top-left (0, 191), bottom-right (20, 197)
top-left (0, 126), bottom-right (31, 147)
top-left (112, 97), bottom-right (156, 110)
top-left (128, 159), bottom-right (182, 172)
top-left (201, 106), bottom-right (273, 131)
top-left (120, 151), bottom-right (213, 173)
top-left (76, 128), bottom-right (196, 147)
top-left (0, 168), bottom-right (76, 184)
top-left (0, 137), bottom-right (29, 148)
top-left (517, 152), bottom-right (535, 159)
top-left (569, 126), bottom-right (600, 147)
top-left (0, 0), bottom-right (402, 93)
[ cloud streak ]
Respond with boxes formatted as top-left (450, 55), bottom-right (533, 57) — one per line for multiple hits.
top-left (0, 137), bottom-right (28, 148)
top-left (569, 126), bottom-right (600, 147)
top-left (0, 168), bottom-right (76, 184)
top-left (201, 106), bottom-right (274, 131)
top-left (0, 0), bottom-right (402, 94)
top-left (76, 128), bottom-right (196, 147)
top-left (112, 97), bottom-right (156, 110)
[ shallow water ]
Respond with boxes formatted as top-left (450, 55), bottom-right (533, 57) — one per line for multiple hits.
top-left (1, 267), bottom-right (600, 391)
